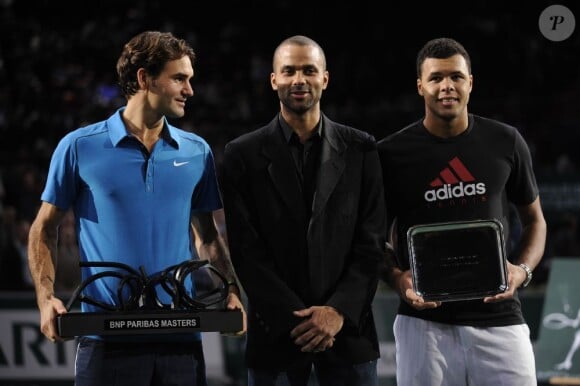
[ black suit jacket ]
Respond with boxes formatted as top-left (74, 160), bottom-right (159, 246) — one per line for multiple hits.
top-left (220, 113), bottom-right (386, 370)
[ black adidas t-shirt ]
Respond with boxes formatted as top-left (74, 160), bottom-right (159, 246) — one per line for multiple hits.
top-left (377, 114), bottom-right (539, 327)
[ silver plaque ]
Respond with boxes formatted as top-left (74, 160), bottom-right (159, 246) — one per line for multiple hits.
top-left (407, 219), bottom-right (508, 302)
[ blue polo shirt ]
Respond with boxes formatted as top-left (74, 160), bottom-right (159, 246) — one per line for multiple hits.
top-left (42, 108), bottom-right (222, 339)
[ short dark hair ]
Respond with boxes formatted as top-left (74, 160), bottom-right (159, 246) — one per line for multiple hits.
top-left (273, 35), bottom-right (326, 70)
top-left (416, 37), bottom-right (471, 77)
top-left (116, 31), bottom-right (196, 98)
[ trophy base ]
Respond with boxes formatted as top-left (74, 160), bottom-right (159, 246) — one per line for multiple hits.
top-left (57, 309), bottom-right (243, 338)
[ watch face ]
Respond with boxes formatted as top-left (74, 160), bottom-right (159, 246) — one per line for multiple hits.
top-left (407, 219), bottom-right (508, 302)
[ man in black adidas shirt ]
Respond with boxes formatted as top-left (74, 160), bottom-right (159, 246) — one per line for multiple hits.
top-left (377, 37), bottom-right (547, 385)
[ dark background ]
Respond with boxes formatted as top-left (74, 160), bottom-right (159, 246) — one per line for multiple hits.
top-left (1, 0), bottom-right (579, 287)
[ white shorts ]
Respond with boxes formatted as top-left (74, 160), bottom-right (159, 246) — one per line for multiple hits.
top-left (393, 314), bottom-right (537, 386)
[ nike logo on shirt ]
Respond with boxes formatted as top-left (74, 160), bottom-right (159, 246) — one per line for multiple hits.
top-left (173, 160), bottom-right (189, 167)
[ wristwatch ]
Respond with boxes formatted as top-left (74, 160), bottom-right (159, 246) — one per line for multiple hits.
top-left (518, 263), bottom-right (533, 288)
top-left (228, 281), bottom-right (241, 294)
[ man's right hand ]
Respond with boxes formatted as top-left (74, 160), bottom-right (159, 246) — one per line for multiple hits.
top-left (39, 294), bottom-right (68, 342)
top-left (395, 270), bottom-right (441, 310)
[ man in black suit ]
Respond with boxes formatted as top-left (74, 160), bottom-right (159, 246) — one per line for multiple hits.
top-left (220, 35), bottom-right (386, 386)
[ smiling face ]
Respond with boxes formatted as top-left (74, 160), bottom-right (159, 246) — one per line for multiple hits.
top-left (417, 54), bottom-right (473, 135)
top-left (145, 55), bottom-right (194, 119)
top-left (270, 43), bottom-right (329, 117)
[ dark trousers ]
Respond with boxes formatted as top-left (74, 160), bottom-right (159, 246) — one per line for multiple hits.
top-left (248, 359), bottom-right (378, 386)
top-left (75, 337), bottom-right (207, 386)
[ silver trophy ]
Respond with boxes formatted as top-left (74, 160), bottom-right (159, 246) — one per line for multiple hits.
top-left (407, 219), bottom-right (508, 302)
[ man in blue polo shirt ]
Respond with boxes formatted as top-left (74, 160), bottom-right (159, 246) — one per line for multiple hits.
top-left (27, 31), bottom-right (246, 386)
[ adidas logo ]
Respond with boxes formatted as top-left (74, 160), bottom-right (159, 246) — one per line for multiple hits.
top-left (424, 157), bottom-right (486, 202)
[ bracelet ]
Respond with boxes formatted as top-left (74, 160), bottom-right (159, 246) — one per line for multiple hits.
top-left (518, 263), bottom-right (533, 288)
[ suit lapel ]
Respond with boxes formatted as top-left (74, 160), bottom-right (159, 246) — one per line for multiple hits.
top-left (311, 118), bottom-right (346, 220)
top-left (261, 123), bottom-right (306, 221)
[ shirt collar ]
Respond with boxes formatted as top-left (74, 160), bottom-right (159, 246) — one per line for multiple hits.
top-left (278, 113), bottom-right (323, 144)
top-left (107, 107), bottom-right (179, 148)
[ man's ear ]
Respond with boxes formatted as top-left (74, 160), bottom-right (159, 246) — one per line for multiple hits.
top-left (468, 74), bottom-right (473, 93)
top-left (137, 68), bottom-right (148, 89)
top-left (322, 70), bottom-right (329, 91)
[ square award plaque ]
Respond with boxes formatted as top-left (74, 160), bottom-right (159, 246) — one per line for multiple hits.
top-left (406, 219), bottom-right (508, 302)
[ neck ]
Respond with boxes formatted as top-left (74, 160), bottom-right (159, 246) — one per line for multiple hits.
top-left (423, 112), bottom-right (469, 138)
top-left (122, 102), bottom-right (165, 151)
top-left (281, 105), bottom-right (321, 143)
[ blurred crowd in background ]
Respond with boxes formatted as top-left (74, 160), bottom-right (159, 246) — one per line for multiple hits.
top-left (1, 0), bottom-right (579, 293)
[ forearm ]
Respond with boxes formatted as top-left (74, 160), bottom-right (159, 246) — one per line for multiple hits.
top-left (516, 221), bottom-right (547, 271)
top-left (191, 212), bottom-right (239, 291)
top-left (382, 265), bottom-right (407, 297)
top-left (198, 236), bottom-right (238, 287)
top-left (380, 242), bottom-right (403, 290)
top-left (28, 221), bottom-right (58, 307)
top-left (516, 198), bottom-right (547, 270)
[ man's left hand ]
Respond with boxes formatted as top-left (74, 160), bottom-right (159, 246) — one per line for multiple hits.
top-left (290, 306), bottom-right (343, 353)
